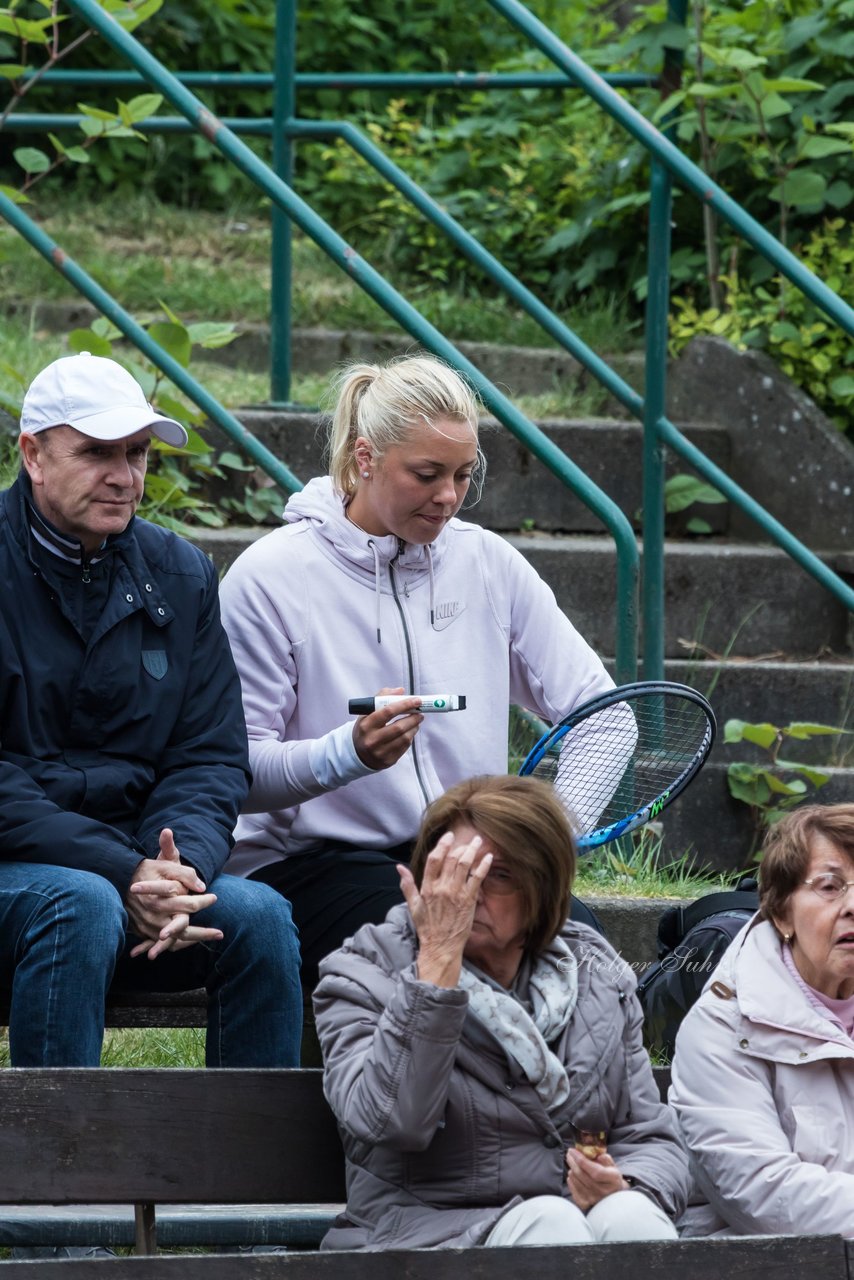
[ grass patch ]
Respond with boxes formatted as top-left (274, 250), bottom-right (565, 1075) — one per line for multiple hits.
top-left (575, 834), bottom-right (736, 900)
top-left (0, 1027), bottom-right (205, 1068)
top-left (0, 310), bottom-right (610, 422)
top-left (0, 191), bottom-right (640, 352)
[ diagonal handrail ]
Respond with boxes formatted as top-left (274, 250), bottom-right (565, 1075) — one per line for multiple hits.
top-left (484, 0), bottom-right (854, 631)
top-left (3, 0), bottom-right (641, 680)
top-left (487, 0), bottom-right (854, 338)
top-left (0, 194), bottom-right (302, 496)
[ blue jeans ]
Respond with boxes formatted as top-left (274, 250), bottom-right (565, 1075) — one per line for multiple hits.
top-left (0, 862), bottom-right (302, 1067)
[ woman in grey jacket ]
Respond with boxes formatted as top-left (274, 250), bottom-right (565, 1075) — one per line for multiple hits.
top-left (313, 775), bottom-right (690, 1250)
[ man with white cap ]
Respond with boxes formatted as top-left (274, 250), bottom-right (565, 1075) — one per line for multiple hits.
top-left (0, 353), bottom-right (302, 1070)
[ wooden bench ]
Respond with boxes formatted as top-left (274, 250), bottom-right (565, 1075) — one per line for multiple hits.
top-left (1, 1064), bottom-right (850, 1274)
top-left (1, 1066), bottom-right (852, 1279)
top-left (0, 988), bottom-right (325, 1067)
top-left (0, 987), bottom-right (208, 1030)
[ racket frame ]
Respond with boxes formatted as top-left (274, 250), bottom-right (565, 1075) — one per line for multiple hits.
top-left (518, 680), bottom-right (716, 850)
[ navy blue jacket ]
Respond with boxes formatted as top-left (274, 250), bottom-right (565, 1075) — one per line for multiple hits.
top-left (0, 473), bottom-right (251, 893)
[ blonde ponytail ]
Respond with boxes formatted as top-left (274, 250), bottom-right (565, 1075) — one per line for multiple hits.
top-left (326, 355), bottom-right (483, 500)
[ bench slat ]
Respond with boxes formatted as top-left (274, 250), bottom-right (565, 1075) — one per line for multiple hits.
top-left (0, 1205), bottom-right (337, 1249)
top-left (0, 1069), bottom-right (345, 1205)
top-left (0, 1237), bottom-right (847, 1278)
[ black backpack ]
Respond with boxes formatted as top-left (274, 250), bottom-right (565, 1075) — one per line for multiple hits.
top-left (636, 880), bottom-right (758, 1060)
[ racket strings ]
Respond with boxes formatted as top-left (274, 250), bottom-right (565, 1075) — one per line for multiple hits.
top-left (535, 695), bottom-right (712, 832)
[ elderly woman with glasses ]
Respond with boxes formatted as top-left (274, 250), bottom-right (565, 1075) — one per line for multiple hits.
top-left (670, 803), bottom-right (854, 1238)
top-left (313, 774), bottom-right (690, 1252)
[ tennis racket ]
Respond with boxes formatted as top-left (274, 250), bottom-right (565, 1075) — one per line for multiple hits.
top-left (518, 681), bottom-right (716, 851)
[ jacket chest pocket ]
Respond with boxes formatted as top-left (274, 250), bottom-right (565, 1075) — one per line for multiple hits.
top-left (70, 644), bottom-right (182, 755)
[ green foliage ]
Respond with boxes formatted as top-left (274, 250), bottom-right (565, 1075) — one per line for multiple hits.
top-left (633, 0), bottom-right (854, 265)
top-left (670, 218), bottom-right (854, 432)
top-left (664, 472), bottom-right (726, 535)
top-left (0, 2), bottom-right (165, 196)
top-left (0, 307), bottom-right (284, 533)
top-left (724, 716), bottom-right (849, 853)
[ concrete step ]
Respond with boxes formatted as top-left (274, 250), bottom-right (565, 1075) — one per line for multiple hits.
top-left (195, 526), bottom-right (853, 660)
top-left (207, 409), bottom-right (732, 537)
top-left (663, 658), bottom-right (853, 759)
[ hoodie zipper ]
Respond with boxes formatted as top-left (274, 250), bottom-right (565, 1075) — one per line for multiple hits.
top-left (389, 543), bottom-right (430, 809)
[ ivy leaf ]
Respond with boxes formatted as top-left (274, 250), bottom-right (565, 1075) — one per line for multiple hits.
top-left (726, 763), bottom-right (771, 806)
top-left (0, 184), bottom-right (29, 204)
top-left (763, 78), bottom-right (824, 93)
top-left (77, 103), bottom-right (118, 122)
top-left (771, 170), bottom-right (827, 207)
top-left (122, 93), bottom-right (163, 123)
top-left (700, 43), bottom-right (766, 72)
top-left (799, 135), bottom-right (853, 159)
top-left (774, 761), bottom-right (831, 787)
top-left (724, 720), bottom-right (779, 749)
top-left (65, 147), bottom-right (91, 165)
top-left (783, 722), bottom-right (848, 739)
top-left (764, 774), bottom-right (808, 796)
top-left (147, 322), bottom-right (192, 369)
top-left (68, 328), bottom-right (113, 357)
top-left (664, 473), bottom-right (726, 513)
top-left (13, 147), bottom-right (50, 175)
top-left (187, 322), bottom-right (238, 349)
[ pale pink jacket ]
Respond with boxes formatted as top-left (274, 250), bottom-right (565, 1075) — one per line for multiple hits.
top-left (218, 477), bottom-right (613, 875)
top-left (670, 918), bottom-right (854, 1238)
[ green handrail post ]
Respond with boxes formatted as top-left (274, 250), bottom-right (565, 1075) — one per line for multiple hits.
top-left (642, 0), bottom-right (687, 682)
top-left (642, 157), bottom-right (672, 684)
top-left (55, 0), bottom-right (639, 678)
top-left (270, 0), bottom-right (296, 405)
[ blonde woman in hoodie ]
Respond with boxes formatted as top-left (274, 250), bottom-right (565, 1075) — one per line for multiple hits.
top-left (219, 356), bottom-right (614, 985)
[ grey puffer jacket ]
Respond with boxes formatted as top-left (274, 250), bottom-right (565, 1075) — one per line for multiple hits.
top-left (313, 906), bottom-right (690, 1251)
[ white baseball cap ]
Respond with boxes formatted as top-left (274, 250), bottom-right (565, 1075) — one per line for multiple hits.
top-left (20, 352), bottom-right (188, 448)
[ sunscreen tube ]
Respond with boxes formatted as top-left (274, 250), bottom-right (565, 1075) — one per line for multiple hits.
top-left (348, 694), bottom-right (466, 714)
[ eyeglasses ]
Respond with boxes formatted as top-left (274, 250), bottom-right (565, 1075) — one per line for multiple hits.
top-left (803, 873), bottom-right (854, 901)
top-left (481, 865), bottom-right (521, 896)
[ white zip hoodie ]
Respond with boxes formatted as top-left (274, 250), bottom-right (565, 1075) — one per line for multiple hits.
top-left (219, 477), bottom-right (614, 876)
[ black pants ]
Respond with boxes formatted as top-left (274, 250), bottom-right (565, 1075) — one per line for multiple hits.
top-left (251, 842), bottom-right (605, 990)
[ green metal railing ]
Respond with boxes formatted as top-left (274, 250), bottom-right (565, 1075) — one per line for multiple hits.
top-left (486, 0), bottom-right (854, 674)
top-left (3, 0), bottom-right (853, 679)
top-left (0, 0), bottom-right (641, 681)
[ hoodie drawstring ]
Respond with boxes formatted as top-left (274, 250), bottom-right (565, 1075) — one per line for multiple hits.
top-left (427, 544), bottom-right (436, 630)
top-left (367, 538), bottom-right (383, 645)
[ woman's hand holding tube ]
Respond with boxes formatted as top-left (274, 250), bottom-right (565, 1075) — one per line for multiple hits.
top-left (565, 1148), bottom-right (630, 1211)
top-left (397, 832), bottom-right (492, 988)
top-left (352, 687), bottom-right (423, 770)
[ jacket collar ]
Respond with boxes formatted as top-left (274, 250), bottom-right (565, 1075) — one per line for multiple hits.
top-left (3, 471), bottom-right (174, 630)
top-left (283, 476), bottom-right (448, 579)
top-left (720, 919), bottom-right (853, 1053)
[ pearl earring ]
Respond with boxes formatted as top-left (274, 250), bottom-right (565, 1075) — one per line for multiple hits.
top-left (362, 471), bottom-right (370, 479)
top-left (783, 932), bottom-right (793, 944)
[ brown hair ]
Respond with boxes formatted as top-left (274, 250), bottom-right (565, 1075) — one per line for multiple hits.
top-left (759, 803), bottom-right (854, 928)
top-left (411, 774), bottom-right (576, 955)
